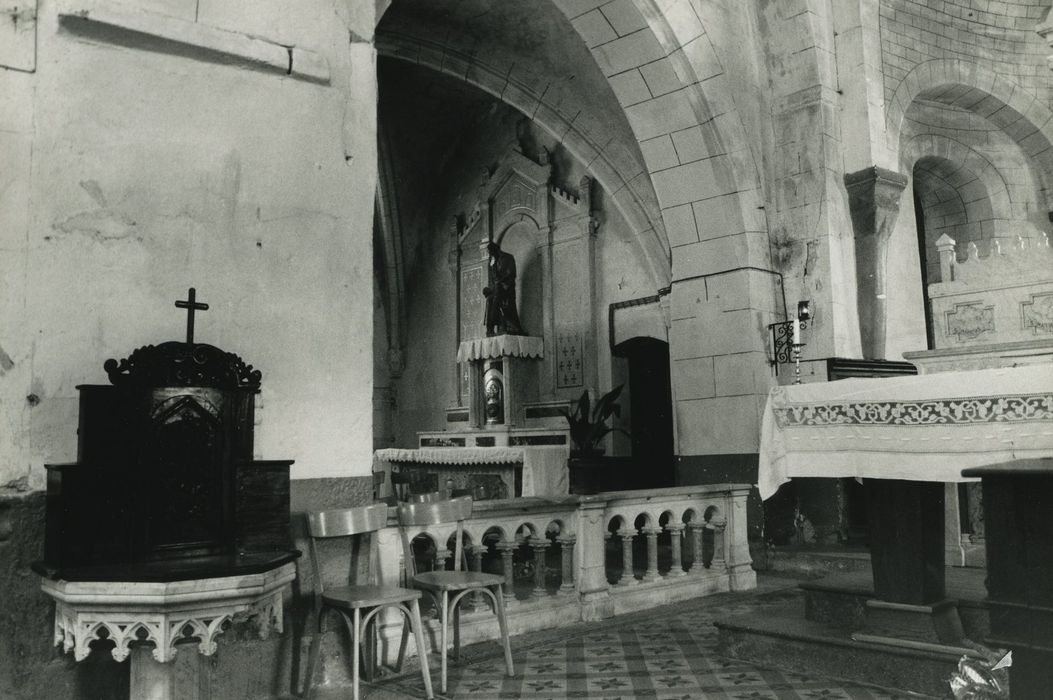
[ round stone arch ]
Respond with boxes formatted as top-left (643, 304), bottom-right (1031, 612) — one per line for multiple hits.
top-left (901, 133), bottom-right (1016, 230)
top-left (886, 59), bottom-right (1053, 208)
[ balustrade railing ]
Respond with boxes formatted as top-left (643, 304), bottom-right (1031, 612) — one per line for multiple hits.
top-left (371, 484), bottom-right (754, 663)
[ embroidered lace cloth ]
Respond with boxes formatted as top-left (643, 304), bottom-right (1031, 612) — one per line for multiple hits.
top-left (758, 364), bottom-right (1053, 499)
top-left (374, 446), bottom-right (569, 497)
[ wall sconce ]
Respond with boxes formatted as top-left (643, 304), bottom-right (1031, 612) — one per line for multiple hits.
top-left (769, 300), bottom-right (812, 383)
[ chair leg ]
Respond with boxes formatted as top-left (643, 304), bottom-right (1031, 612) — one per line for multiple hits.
top-left (494, 585), bottom-right (514, 678)
top-left (410, 599), bottom-right (434, 700)
top-left (302, 611), bottom-right (325, 700)
top-left (440, 590), bottom-right (449, 694)
top-left (362, 618), bottom-right (376, 682)
top-left (395, 611), bottom-right (410, 672)
top-left (453, 599), bottom-right (461, 661)
top-left (351, 608), bottom-right (362, 700)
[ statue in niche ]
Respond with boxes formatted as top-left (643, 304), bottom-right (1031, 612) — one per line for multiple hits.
top-left (483, 241), bottom-right (525, 336)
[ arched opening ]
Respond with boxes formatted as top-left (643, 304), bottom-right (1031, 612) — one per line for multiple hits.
top-left (373, 0), bottom-right (665, 449)
top-left (911, 155), bottom-right (999, 349)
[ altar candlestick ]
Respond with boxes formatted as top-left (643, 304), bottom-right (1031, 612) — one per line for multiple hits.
top-left (792, 318), bottom-right (800, 346)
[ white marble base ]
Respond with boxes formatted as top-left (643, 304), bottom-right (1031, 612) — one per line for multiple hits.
top-left (41, 562), bottom-right (295, 699)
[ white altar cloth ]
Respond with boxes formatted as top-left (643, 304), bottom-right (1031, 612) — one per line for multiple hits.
top-left (758, 364), bottom-right (1053, 499)
top-left (374, 445), bottom-right (569, 497)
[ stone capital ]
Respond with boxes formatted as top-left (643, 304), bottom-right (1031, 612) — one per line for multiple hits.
top-left (844, 166), bottom-right (910, 236)
top-left (843, 166), bottom-right (910, 359)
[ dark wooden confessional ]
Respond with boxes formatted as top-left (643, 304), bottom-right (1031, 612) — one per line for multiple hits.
top-left (34, 289), bottom-right (298, 582)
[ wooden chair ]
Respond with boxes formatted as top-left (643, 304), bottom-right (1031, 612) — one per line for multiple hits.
top-left (396, 495), bottom-right (514, 694)
top-left (303, 503), bottom-right (433, 700)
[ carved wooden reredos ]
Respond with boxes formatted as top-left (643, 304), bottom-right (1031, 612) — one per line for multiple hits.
top-left (452, 147), bottom-right (598, 406)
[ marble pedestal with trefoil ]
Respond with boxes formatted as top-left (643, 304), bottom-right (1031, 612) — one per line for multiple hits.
top-left (43, 561), bottom-right (295, 700)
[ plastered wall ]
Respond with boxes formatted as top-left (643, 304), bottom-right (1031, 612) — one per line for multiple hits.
top-left (0, 0), bottom-right (378, 489)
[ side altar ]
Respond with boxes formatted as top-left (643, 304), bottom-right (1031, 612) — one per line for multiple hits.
top-left (377, 334), bottom-right (571, 500)
top-left (377, 147), bottom-right (605, 501)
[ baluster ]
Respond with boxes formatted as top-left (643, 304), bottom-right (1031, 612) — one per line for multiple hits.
top-left (556, 534), bottom-right (576, 593)
top-left (665, 523), bottom-right (687, 577)
top-left (688, 522), bottom-right (706, 573)
top-left (496, 540), bottom-right (517, 602)
top-left (712, 519), bottom-right (727, 570)
top-left (617, 528), bottom-right (637, 585)
top-left (641, 526), bottom-right (661, 582)
top-left (529, 537), bottom-right (550, 598)
top-left (434, 547), bottom-right (451, 572)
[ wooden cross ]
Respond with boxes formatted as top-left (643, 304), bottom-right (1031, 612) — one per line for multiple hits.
top-left (175, 288), bottom-right (209, 344)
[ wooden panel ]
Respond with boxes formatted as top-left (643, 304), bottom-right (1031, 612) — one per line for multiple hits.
top-left (234, 461), bottom-right (294, 553)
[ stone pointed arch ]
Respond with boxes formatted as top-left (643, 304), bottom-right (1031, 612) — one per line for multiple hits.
top-left (550, 0), bottom-right (775, 459)
top-left (375, 31), bottom-right (671, 290)
top-left (554, 0), bottom-right (769, 280)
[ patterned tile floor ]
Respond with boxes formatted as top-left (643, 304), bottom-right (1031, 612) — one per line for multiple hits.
top-left (358, 575), bottom-right (928, 700)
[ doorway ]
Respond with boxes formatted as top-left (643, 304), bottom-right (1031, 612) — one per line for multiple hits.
top-left (615, 337), bottom-right (675, 488)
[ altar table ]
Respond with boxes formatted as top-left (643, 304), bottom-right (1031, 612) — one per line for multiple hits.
top-left (758, 364), bottom-right (1053, 500)
top-left (373, 445), bottom-right (569, 500)
top-left (759, 363), bottom-right (1053, 607)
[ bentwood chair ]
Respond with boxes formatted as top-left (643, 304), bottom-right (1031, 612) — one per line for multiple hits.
top-left (303, 503), bottom-right (433, 700)
top-left (396, 495), bottom-right (515, 694)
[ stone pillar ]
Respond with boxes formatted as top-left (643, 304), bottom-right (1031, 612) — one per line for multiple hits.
top-left (711, 523), bottom-right (726, 569)
top-left (617, 527), bottom-right (637, 585)
top-left (556, 534), bottom-right (576, 593)
top-left (529, 537), bottom-right (550, 598)
top-left (665, 523), bottom-right (687, 577)
top-left (944, 483), bottom-right (965, 567)
top-left (641, 526), bottom-right (661, 582)
top-left (726, 488), bottom-right (757, 590)
top-left (496, 541), bottom-right (517, 603)
top-left (131, 647), bottom-right (208, 700)
top-left (688, 522), bottom-right (706, 573)
top-left (844, 166), bottom-right (910, 359)
top-left (576, 502), bottom-right (613, 620)
top-left (935, 233), bottom-right (956, 283)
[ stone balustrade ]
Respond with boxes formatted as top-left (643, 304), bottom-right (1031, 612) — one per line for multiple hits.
top-left (370, 484), bottom-right (754, 664)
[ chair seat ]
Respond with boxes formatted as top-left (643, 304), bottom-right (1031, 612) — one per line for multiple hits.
top-left (321, 584), bottom-right (423, 610)
top-left (412, 570), bottom-right (506, 591)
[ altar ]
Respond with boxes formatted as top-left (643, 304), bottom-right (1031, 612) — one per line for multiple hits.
top-left (374, 445), bottom-right (569, 500)
top-left (758, 363), bottom-right (1053, 499)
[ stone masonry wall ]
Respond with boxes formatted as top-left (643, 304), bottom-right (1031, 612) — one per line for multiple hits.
top-left (880, 0), bottom-right (1053, 110)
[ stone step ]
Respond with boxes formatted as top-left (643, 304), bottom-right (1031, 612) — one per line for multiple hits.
top-left (750, 544), bottom-right (873, 578)
top-left (716, 609), bottom-right (956, 697)
top-left (801, 568), bottom-right (990, 641)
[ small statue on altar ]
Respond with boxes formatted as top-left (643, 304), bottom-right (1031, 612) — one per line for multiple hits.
top-left (483, 241), bottom-right (525, 336)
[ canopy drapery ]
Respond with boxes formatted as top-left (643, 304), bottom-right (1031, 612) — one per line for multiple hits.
top-left (456, 335), bottom-right (544, 362)
top-left (758, 364), bottom-right (1053, 499)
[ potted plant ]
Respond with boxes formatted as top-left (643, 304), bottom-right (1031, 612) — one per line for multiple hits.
top-left (560, 385), bottom-right (629, 456)
top-left (560, 385), bottom-right (631, 493)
